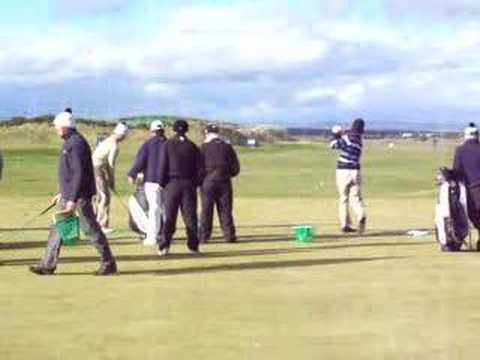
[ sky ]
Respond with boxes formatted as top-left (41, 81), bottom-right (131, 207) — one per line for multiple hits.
top-left (0, 0), bottom-right (479, 129)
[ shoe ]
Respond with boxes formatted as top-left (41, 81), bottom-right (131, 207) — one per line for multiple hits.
top-left (94, 264), bottom-right (117, 276)
top-left (143, 237), bottom-right (157, 246)
top-left (187, 247), bottom-right (200, 255)
top-left (226, 237), bottom-right (237, 243)
top-left (358, 217), bottom-right (367, 234)
top-left (101, 227), bottom-right (114, 234)
top-left (29, 265), bottom-right (55, 275)
top-left (341, 226), bottom-right (357, 233)
top-left (476, 241), bottom-right (480, 252)
top-left (157, 247), bottom-right (170, 256)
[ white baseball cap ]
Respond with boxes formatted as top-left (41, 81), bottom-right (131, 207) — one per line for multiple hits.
top-left (464, 123), bottom-right (478, 140)
top-left (53, 111), bottom-right (75, 128)
top-left (113, 122), bottom-right (129, 137)
top-left (150, 120), bottom-right (164, 132)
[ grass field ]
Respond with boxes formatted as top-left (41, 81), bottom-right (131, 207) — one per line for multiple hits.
top-left (1, 125), bottom-right (476, 359)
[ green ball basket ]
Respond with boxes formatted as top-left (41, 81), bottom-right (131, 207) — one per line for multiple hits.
top-left (293, 225), bottom-right (315, 243)
top-left (55, 215), bottom-right (80, 246)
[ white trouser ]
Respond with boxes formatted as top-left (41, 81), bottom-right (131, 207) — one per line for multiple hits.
top-left (144, 182), bottom-right (162, 242)
top-left (336, 169), bottom-right (366, 228)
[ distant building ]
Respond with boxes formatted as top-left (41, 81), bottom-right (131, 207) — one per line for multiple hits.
top-left (246, 138), bottom-right (258, 148)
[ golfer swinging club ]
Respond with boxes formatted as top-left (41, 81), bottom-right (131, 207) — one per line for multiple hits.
top-left (29, 109), bottom-right (117, 276)
top-left (330, 118), bottom-right (367, 234)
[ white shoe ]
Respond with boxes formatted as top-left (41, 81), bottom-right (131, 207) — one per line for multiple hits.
top-left (101, 228), bottom-right (114, 234)
top-left (143, 238), bottom-right (157, 246)
top-left (158, 248), bottom-right (170, 256)
top-left (187, 248), bottom-right (200, 255)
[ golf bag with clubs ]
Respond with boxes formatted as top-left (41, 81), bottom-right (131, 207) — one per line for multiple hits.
top-left (128, 180), bottom-right (162, 240)
top-left (434, 167), bottom-right (470, 251)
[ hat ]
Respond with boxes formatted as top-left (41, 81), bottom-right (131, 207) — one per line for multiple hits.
top-left (205, 123), bottom-right (219, 134)
top-left (150, 120), bottom-right (164, 132)
top-left (113, 122), bottom-right (129, 137)
top-left (173, 119), bottom-right (189, 134)
top-left (53, 111), bottom-right (75, 128)
top-left (464, 122), bottom-right (478, 140)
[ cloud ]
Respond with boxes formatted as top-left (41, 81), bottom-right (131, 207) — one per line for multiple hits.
top-left (386, 0), bottom-right (480, 18)
top-left (1, 3), bottom-right (480, 128)
top-left (53, 0), bottom-right (133, 16)
top-left (294, 83), bottom-right (366, 107)
top-left (144, 82), bottom-right (178, 97)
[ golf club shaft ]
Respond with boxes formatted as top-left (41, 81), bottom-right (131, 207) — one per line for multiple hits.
top-left (111, 188), bottom-right (130, 214)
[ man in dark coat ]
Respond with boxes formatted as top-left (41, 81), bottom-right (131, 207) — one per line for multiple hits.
top-left (157, 119), bottom-right (202, 255)
top-left (199, 124), bottom-right (240, 243)
top-left (453, 122), bottom-right (480, 250)
top-left (29, 110), bottom-right (117, 275)
top-left (0, 148), bottom-right (3, 181)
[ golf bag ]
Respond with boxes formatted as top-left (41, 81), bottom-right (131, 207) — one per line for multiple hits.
top-left (128, 183), bottom-right (148, 237)
top-left (128, 183), bottom-right (163, 240)
top-left (434, 167), bottom-right (470, 251)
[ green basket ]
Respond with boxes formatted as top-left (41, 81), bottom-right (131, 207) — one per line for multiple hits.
top-left (293, 225), bottom-right (315, 243)
top-left (55, 215), bottom-right (80, 246)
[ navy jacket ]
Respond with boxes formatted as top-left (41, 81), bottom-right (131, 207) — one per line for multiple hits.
top-left (59, 130), bottom-right (96, 202)
top-left (200, 138), bottom-right (240, 182)
top-left (453, 139), bottom-right (480, 187)
top-left (128, 135), bottom-right (166, 184)
top-left (158, 135), bottom-right (201, 187)
top-left (0, 149), bottom-right (3, 180)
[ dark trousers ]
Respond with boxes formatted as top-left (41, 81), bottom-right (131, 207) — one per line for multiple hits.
top-left (199, 180), bottom-right (236, 242)
top-left (40, 199), bottom-right (116, 270)
top-left (159, 179), bottom-right (199, 251)
top-left (467, 185), bottom-right (480, 230)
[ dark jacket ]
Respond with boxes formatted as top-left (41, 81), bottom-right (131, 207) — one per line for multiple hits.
top-left (200, 138), bottom-right (240, 182)
top-left (453, 139), bottom-right (480, 187)
top-left (59, 130), bottom-right (96, 202)
top-left (158, 135), bottom-right (201, 187)
top-left (128, 135), bottom-right (166, 184)
top-left (0, 149), bottom-right (3, 180)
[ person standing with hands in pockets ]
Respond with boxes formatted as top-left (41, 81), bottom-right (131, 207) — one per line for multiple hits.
top-left (198, 124), bottom-right (240, 243)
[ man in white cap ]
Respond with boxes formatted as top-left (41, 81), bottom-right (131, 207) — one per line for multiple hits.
top-left (92, 122), bottom-right (129, 233)
top-left (29, 109), bottom-right (117, 275)
top-left (453, 122), bottom-right (480, 250)
top-left (128, 120), bottom-right (166, 245)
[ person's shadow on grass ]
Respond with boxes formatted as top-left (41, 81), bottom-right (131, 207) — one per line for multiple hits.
top-left (57, 256), bottom-right (404, 277)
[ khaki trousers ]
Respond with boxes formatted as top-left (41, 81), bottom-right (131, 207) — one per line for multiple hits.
top-left (94, 166), bottom-right (111, 228)
top-left (336, 169), bottom-right (366, 228)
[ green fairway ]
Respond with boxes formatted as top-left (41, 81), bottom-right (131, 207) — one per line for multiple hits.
top-left (1, 126), bottom-right (475, 359)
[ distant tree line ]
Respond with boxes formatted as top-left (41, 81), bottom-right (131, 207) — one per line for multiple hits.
top-left (287, 128), bottom-right (460, 139)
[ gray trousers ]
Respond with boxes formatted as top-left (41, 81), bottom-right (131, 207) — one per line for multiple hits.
top-left (40, 199), bottom-right (116, 270)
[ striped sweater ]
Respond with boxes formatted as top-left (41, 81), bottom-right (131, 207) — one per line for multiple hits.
top-left (330, 134), bottom-right (363, 170)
